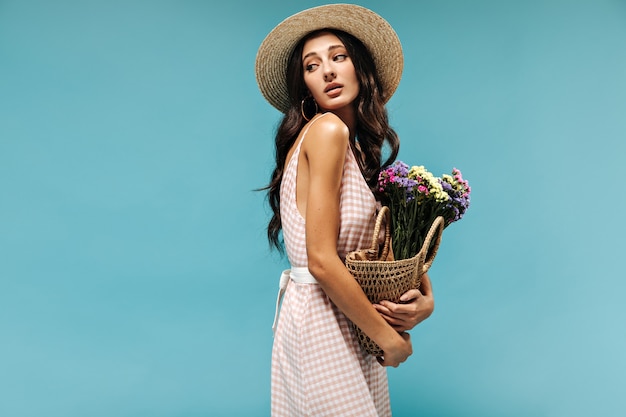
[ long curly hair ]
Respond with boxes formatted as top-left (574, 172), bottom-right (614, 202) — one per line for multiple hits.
top-left (263, 29), bottom-right (400, 251)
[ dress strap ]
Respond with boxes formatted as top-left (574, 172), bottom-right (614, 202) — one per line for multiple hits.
top-left (272, 267), bottom-right (319, 335)
top-left (293, 112), bottom-right (330, 152)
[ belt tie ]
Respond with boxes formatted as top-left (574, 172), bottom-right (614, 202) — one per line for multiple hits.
top-left (272, 267), bottom-right (318, 335)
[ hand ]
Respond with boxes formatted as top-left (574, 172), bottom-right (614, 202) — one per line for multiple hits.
top-left (377, 331), bottom-right (412, 367)
top-left (373, 288), bottom-right (434, 333)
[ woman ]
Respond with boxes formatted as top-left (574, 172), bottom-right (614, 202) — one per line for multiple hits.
top-left (255, 4), bottom-right (435, 416)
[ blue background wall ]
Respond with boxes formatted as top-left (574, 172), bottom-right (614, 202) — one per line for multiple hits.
top-left (1, 0), bottom-right (625, 416)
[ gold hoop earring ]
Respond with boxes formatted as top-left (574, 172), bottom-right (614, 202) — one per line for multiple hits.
top-left (301, 96), bottom-right (319, 121)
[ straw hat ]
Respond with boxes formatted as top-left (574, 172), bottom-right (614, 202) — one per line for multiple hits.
top-left (255, 4), bottom-right (403, 113)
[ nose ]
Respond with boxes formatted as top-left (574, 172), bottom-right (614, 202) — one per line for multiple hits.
top-left (323, 66), bottom-right (336, 81)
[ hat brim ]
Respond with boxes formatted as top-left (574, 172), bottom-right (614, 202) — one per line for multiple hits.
top-left (255, 4), bottom-right (403, 113)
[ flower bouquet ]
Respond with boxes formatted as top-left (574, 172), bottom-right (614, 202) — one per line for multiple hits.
top-left (345, 161), bottom-right (470, 356)
top-left (377, 161), bottom-right (471, 260)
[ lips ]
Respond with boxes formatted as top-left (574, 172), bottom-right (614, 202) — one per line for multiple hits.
top-left (324, 83), bottom-right (343, 93)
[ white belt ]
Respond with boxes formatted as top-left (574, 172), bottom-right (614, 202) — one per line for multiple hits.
top-left (272, 267), bottom-right (318, 335)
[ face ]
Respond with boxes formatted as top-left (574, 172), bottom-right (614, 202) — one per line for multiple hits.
top-left (301, 32), bottom-right (359, 115)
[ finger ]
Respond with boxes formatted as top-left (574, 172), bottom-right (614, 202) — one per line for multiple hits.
top-left (378, 300), bottom-right (404, 313)
top-left (379, 313), bottom-right (405, 327)
top-left (373, 303), bottom-right (394, 316)
top-left (377, 356), bottom-right (399, 368)
top-left (374, 304), bottom-right (416, 320)
top-left (401, 332), bottom-right (412, 350)
top-left (400, 289), bottom-right (422, 302)
top-left (376, 311), bottom-right (412, 332)
top-left (379, 302), bottom-right (416, 316)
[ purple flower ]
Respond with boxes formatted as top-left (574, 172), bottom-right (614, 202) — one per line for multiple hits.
top-left (378, 161), bottom-right (419, 203)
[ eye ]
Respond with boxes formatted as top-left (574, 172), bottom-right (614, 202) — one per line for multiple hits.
top-left (333, 54), bottom-right (348, 62)
top-left (305, 63), bottom-right (318, 72)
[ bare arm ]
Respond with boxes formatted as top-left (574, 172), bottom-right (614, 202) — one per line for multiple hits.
top-left (301, 115), bottom-right (411, 367)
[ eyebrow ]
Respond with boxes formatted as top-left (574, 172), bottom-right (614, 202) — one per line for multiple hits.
top-left (302, 44), bottom-right (346, 61)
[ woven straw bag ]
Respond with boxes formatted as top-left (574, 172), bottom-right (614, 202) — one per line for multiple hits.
top-left (345, 206), bottom-right (445, 356)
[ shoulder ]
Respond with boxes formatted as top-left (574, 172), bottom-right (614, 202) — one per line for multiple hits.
top-left (302, 113), bottom-right (349, 152)
top-left (308, 112), bottom-right (349, 138)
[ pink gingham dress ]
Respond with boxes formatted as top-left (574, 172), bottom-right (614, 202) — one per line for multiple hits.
top-left (272, 113), bottom-right (391, 416)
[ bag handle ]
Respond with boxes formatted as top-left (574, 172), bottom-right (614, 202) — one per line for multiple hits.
top-left (368, 206), bottom-right (391, 261)
top-left (419, 215), bottom-right (445, 274)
